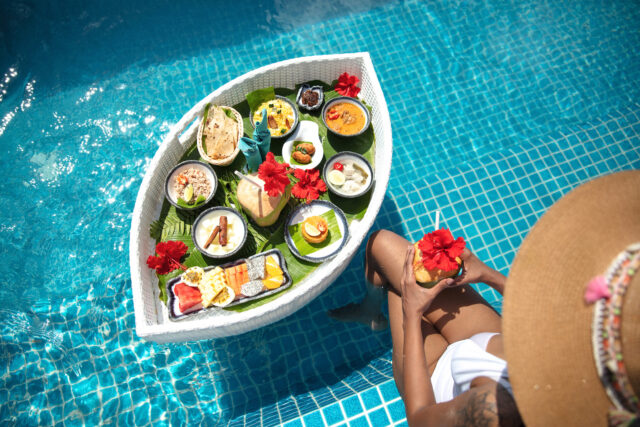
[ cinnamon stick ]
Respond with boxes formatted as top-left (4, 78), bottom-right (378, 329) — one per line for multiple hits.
top-left (204, 226), bottom-right (220, 249)
top-left (219, 216), bottom-right (228, 246)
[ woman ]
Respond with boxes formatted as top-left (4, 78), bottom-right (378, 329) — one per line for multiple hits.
top-left (365, 230), bottom-right (522, 426)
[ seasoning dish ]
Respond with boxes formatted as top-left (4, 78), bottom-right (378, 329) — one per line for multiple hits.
top-left (282, 120), bottom-right (324, 170)
top-left (192, 207), bottom-right (248, 258)
top-left (322, 96), bottom-right (371, 137)
top-left (250, 95), bottom-right (299, 139)
top-left (296, 84), bottom-right (324, 111)
top-left (323, 152), bottom-right (373, 198)
top-left (197, 105), bottom-right (243, 166)
top-left (165, 160), bottom-right (217, 210)
top-left (284, 200), bottom-right (349, 263)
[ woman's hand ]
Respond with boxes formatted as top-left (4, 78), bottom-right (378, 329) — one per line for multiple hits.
top-left (453, 248), bottom-right (507, 294)
top-left (452, 248), bottom-right (487, 285)
top-left (401, 245), bottom-right (455, 318)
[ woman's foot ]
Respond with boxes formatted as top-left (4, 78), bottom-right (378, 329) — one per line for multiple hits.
top-left (327, 283), bottom-right (389, 331)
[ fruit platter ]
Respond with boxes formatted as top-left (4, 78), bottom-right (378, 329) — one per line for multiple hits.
top-left (130, 53), bottom-right (392, 342)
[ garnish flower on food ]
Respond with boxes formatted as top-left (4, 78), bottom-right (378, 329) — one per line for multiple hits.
top-left (417, 229), bottom-right (465, 271)
top-left (257, 152), bottom-right (327, 203)
top-left (147, 241), bottom-right (188, 275)
top-left (334, 72), bottom-right (361, 98)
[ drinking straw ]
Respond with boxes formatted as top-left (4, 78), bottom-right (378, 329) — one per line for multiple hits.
top-left (434, 210), bottom-right (441, 230)
top-left (234, 171), bottom-right (263, 190)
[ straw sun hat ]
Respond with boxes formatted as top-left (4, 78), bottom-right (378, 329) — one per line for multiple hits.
top-left (503, 170), bottom-right (640, 427)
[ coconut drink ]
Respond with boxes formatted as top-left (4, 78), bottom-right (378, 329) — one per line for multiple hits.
top-left (236, 173), bottom-right (291, 227)
top-left (413, 228), bottom-right (465, 288)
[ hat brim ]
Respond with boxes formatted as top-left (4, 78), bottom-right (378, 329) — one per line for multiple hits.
top-left (503, 170), bottom-right (640, 427)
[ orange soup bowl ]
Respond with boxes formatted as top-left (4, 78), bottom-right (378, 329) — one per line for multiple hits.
top-left (322, 97), bottom-right (371, 137)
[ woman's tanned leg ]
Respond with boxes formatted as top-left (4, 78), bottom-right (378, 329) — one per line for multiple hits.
top-left (366, 229), bottom-right (502, 344)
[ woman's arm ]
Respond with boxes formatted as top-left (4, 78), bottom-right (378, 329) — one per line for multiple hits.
top-left (402, 305), bottom-right (437, 420)
top-left (400, 246), bottom-right (454, 423)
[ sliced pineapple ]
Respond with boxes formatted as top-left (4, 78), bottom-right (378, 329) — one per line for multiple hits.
top-left (198, 267), bottom-right (227, 307)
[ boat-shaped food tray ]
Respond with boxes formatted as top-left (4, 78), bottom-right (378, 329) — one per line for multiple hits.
top-left (166, 248), bottom-right (292, 321)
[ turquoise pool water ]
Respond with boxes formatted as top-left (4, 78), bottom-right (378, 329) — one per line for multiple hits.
top-left (1, 0), bottom-right (639, 425)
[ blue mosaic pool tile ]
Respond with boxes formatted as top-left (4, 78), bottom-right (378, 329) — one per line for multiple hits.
top-left (303, 410), bottom-right (324, 427)
top-left (387, 399), bottom-right (406, 424)
top-left (378, 380), bottom-right (398, 402)
top-left (322, 403), bottom-right (344, 426)
top-left (360, 387), bottom-right (382, 410)
top-left (341, 395), bottom-right (363, 418)
top-left (242, 409), bottom-right (260, 426)
top-left (261, 409), bottom-right (282, 427)
top-left (348, 415), bottom-right (370, 427)
top-left (368, 407), bottom-right (391, 426)
top-left (283, 418), bottom-right (303, 427)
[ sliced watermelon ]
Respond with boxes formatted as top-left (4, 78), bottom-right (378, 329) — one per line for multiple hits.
top-left (174, 282), bottom-right (202, 312)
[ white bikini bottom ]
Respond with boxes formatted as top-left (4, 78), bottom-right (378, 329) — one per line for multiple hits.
top-left (431, 332), bottom-right (512, 403)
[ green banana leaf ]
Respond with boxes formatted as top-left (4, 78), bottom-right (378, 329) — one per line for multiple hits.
top-left (149, 81), bottom-right (376, 312)
top-left (287, 209), bottom-right (341, 257)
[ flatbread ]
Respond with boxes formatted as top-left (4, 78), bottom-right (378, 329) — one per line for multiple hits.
top-left (204, 107), bottom-right (238, 159)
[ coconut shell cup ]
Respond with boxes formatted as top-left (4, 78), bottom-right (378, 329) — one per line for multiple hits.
top-left (236, 173), bottom-right (292, 227)
top-left (412, 242), bottom-right (463, 288)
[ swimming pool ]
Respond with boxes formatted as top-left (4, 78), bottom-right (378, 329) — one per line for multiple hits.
top-left (1, 0), bottom-right (639, 425)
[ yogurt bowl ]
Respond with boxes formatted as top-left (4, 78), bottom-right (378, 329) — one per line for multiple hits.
top-left (192, 207), bottom-right (248, 258)
top-left (323, 152), bottom-right (374, 198)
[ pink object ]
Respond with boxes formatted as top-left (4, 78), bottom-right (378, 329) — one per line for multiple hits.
top-left (584, 275), bottom-right (611, 304)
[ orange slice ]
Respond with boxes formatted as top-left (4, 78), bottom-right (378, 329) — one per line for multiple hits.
top-left (265, 256), bottom-right (283, 277)
top-left (263, 275), bottom-right (284, 290)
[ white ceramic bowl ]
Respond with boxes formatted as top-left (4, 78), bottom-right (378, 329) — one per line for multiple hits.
top-left (321, 96), bottom-right (371, 137)
top-left (165, 160), bottom-right (217, 210)
top-left (284, 200), bottom-right (349, 263)
top-left (282, 120), bottom-right (324, 170)
top-left (250, 95), bottom-right (299, 140)
top-left (323, 152), bottom-right (374, 198)
top-left (191, 207), bottom-right (248, 258)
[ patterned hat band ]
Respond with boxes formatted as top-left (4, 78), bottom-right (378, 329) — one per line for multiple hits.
top-left (585, 242), bottom-right (640, 426)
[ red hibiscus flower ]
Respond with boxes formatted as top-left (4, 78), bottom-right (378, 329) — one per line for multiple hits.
top-left (335, 72), bottom-right (361, 98)
top-left (417, 229), bottom-right (465, 271)
top-left (291, 168), bottom-right (327, 203)
top-left (258, 152), bottom-right (291, 197)
top-left (147, 240), bottom-right (188, 275)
